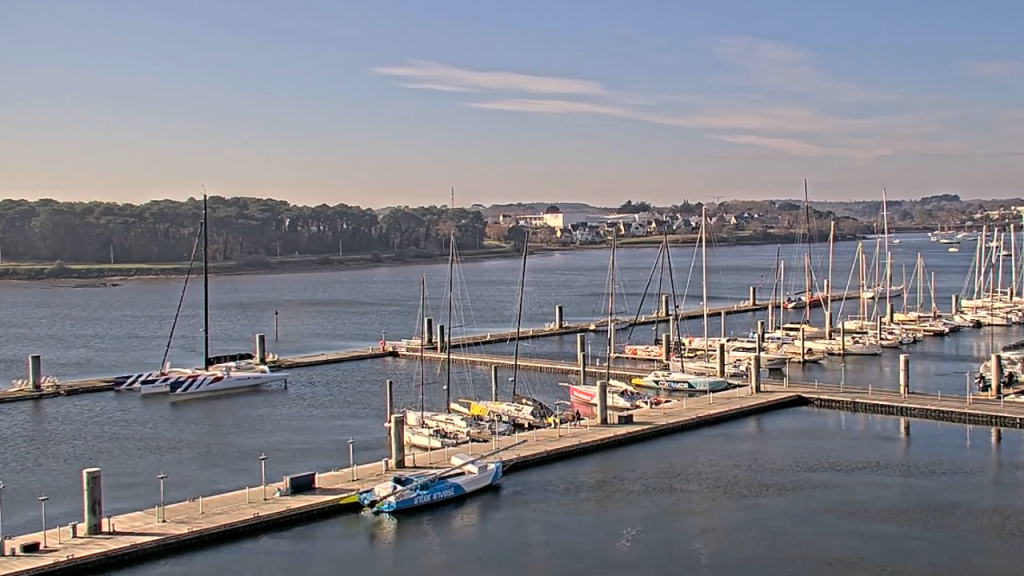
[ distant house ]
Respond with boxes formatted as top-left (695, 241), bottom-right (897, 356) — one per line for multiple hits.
top-left (753, 214), bottom-right (781, 228)
top-left (512, 211), bottom-right (592, 229)
top-left (570, 224), bottom-right (603, 244)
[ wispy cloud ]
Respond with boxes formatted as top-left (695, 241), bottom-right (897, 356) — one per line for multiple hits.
top-left (463, 98), bottom-right (921, 160)
top-left (962, 60), bottom-right (1024, 82)
top-left (370, 40), bottom-right (1005, 161)
top-left (372, 60), bottom-right (606, 95)
top-left (712, 36), bottom-right (890, 103)
top-left (705, 134), bottom-right (834, 157)
top-left (397, 83), bottom-right (481, 93)
top-left (466, 99), bottom-right (891, 137)
top-left (466, 99), bottom-right (630, 116)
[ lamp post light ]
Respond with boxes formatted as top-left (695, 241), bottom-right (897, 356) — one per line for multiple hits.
top-left (156, 474), bottom-right (168, 522)
top-left (38, 495), bottom-right (49, 548)
top-left (258, 453), bottom-right (268, 500)
top-left (348, 438), bottom-right (356, 481)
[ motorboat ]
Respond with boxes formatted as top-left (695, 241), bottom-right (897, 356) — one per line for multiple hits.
top-left (783, 292), bottom-right (827, 310)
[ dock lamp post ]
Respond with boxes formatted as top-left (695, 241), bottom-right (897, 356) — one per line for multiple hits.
top-left (0, 480), bottom-right (6, 556)
top-left (156, 474), bottom-right (167, 522)
top-left (38, 495), bottom-right (48, 548)
top-left (259, 453), bottom-right (268, 500)
top-left (348, 438), bottom-right (356, 481)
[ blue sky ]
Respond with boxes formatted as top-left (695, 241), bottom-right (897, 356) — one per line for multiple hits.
top-left (1, 0), bottom-right (1022, 206)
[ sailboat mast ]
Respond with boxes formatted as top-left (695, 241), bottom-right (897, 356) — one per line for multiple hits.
top-left (701, 206), bottom-right (709, 354)
top-left (803, 179), bottom-right (814, 285)
top-left (419, 274), bottom-right (425, 421)
top-left (858, 242), bottom-right (866, 319)
top-left (202, 191), bottom-right (210, 369)
top-left (606, 231), bottom-right (617, 383)
top-left (827, 219), bottom-right (835, 319)
top-left (767, 247), bottom-right (780, 330)
top-left (997, 229), bottom-right (1005, 298)
top-left (510, 231), bottom-right (530, 397)
top-left (881, 188), bottom-right (891, 317)
top-left (1012, 224), bottom-right (1018, 300)
top-left (803, 253), bottom-right (811, 322)
top-left (930, 270), bottom-right (937, 314)
top-left (916, 253), bottom-right (923, 314)
top-left (445, 231), bottom-right (455, 413)
top-left (779, 260), bottom-right (785, 328)
top-left (979, 226), bottom-right (988, 298)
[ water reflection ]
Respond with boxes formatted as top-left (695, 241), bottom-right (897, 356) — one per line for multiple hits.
top-left (367, 512), bottom-right (399, 546)
top-left (365, 488), bottom-right (499, 547)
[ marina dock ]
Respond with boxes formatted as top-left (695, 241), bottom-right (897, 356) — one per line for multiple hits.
top-left (0, 379), bottom-right (113, 405)
top-left (0, 297), bottom-right (778, 405)
top-left (3, 378), bottom-right (1024, 575)
top-left (395, 349), bottom-right (652, 378)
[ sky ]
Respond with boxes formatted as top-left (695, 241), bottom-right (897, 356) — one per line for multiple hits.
top-left (1, 0), bottom-right (1023, 207)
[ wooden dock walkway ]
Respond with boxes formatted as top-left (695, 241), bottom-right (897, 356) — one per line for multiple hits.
top-left (445, 301), bottom-right (771, 347)
top-left (3, 376), bottom-right (1024, 575)
top-left (396, 349), bottom-right (651, 379)
top-left (0, 380), bottom-right (113, 405)
top-left (271, 348), bottom-right (393, 370)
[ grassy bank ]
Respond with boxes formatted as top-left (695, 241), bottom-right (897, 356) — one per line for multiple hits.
top-left (0, 247), bottom-right (521, 283)
top-left (0, 231), bottom-right (859, 283)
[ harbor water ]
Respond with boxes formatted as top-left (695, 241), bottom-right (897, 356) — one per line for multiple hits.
top-left (101, 409), bottom-right (1024, 576)
top-left (0, 233), bottom-right (1022, 573)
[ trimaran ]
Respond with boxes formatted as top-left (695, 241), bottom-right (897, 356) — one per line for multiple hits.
top-left (113, 192), bottom-right (288, 396)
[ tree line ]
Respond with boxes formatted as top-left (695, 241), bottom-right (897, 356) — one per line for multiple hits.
top-left (0, 198), bottom-right (488, 264)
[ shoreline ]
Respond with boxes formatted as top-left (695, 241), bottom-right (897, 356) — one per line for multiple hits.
top-left (0, 232), bottom-right (866, 285)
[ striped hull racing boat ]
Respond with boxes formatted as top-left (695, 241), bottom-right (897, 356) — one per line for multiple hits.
top-left (114, 365), bottom-right (288, 396)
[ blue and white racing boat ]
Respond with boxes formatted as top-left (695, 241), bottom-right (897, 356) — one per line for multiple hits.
top-left (358, 441), bottom-right (524, 514)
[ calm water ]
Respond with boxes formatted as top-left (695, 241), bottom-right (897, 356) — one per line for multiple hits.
top-left (98, 409), bottom-right (1024, 576)
top-left (0, 234), bottom-right (1021, 574)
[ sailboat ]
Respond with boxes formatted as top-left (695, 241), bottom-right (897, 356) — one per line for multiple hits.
top-left (667, 207), bottom-right (760, 378)
top-left (113, 194), bottom-right (288, 396)
top-left (561, 231), bottom-right (665, 409)
top-left (450, 231), bottom-right (559, 429)
top-left (861, 190), bottom-right (903, 300)
top-left (403, 274), bottom-right (462, 449)
top-left (405, 230), bottom-right (510, 441)
top-left (782, 182), bottom-right (830, 311)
